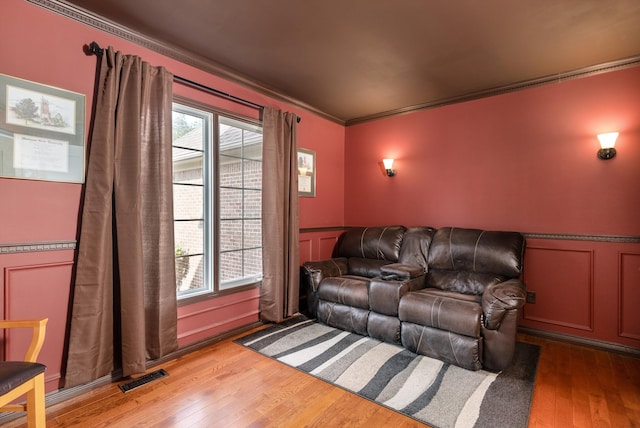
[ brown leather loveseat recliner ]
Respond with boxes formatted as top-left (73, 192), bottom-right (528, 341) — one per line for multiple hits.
top-left (301, 225), bottom-right (527, 371)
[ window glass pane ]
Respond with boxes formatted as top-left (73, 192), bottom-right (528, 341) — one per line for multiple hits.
top-left (217, 116), bottom-right (262, 289)
top-left (174, 220), bottom-right (204, 255)
top-left (243, 159), bottom-right (261, 190)
top-left (219, 220), bottom-right (242, 252)
top-left (219, 125), bottom-right (243, 158)
top-left (244, 189), bottom-right (261, 219)
top-left (173, 184), bottom-right (203, 221)
top-left (176, 254), bottom-right (204, 294)
top-left (219, 154), bottom-right (242, 187)
top-left (243, 248), bottom-right (262, 278)
top-left (173, 105), bottom-right (210, 299)
top-left (220, 251), bottom-right (243, 284)
top-left (219, 188), bottom-right (242, 219)
top-left (173, 113), bottom-right (203, 150)
top-left (244, 219), bottom-right (261, 248)
top-left (243, 131), bottom-right (262, 161)
top-left (173, 148), bottom-right (203, 185)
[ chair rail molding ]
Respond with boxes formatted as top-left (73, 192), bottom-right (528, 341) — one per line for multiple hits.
top-left (0, 241), bottom-right (77, 254)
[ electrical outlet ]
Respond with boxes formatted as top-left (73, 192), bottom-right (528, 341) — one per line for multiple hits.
top-left (526, 291), bottom-right (536, 304)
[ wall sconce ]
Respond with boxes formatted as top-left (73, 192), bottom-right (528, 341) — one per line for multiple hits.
top-left (382, 158), bottom-right (396, 177)
top-left (597, 132), bottom-right (618, 160)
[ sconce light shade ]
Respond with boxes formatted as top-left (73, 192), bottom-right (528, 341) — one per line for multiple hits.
top-left (382, 158), bottom-right (396, 177)
top-left (597, 132), bottom-right (618, 160)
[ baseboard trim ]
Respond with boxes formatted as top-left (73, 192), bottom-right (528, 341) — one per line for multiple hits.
top-left (0, 372), bottom-right (117, 425)
top-left (148, 320), bottom-right (264, 368)
top-left (519, 326), bottom-right (640, 357)
top-left (0, 320), bottom-right (264, 426)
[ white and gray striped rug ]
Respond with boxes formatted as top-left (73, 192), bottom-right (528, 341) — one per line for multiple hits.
top-left (236, 316), bottom-right (539, 428)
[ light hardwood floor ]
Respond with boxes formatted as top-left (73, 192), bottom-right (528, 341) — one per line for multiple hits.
top-left (5, 329), bottom-right (640, 428)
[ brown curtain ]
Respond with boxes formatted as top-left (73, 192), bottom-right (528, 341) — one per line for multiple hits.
top-left (260, 107), bottom-right (300, 322)
top-left (65, 47), bottom-right (178, 387)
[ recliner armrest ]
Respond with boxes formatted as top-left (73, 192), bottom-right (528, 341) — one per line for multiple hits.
top-left (301, 258), bottom-right (348, 292)
top-left (380, 263), bottom-right (425, 280)
top-left (482, 279), bottom-right (526, 329)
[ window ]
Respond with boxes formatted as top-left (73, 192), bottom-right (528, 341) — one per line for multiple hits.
top-left (172, 101), bottom-right (262, 300)
top-left (218, 117), bottom-right (263, 289)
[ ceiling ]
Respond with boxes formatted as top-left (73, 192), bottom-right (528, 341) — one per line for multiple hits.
top-left (60, 0), bottom-right (640, 124)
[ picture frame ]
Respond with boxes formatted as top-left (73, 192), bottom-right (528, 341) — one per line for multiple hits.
top-left (0, 73), bottom-right (85, 183)
top-left (297, 148), bottom-right (316, 197)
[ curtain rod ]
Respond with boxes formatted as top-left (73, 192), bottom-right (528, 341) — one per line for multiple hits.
top-left (87, 41), bottom-right (300, 123)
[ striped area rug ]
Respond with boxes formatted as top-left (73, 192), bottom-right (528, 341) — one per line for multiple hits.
top-left (235, 316), bottom-right (540, 428)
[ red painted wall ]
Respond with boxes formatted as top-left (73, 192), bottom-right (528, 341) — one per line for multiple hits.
top-left (2, 0), bottom-right (638, 400)
top-left (344, 67), bottom-right (640, 235)
top-left (298, 118), bottom-right (346, 229)
top-left (0, 0), bottom-right (345, 393)
top-left (344, 66), bottom-right (640, 350)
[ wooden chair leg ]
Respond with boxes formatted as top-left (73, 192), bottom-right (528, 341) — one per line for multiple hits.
top-left (26, 373), bottom-right (46, 428)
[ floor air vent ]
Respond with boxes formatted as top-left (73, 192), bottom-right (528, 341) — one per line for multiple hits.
top-left (119, 368), bottom-right (169, 393)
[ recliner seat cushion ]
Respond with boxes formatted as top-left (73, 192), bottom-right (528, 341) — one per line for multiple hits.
top-left (348, 257), bottom-right (393, 277)
top-left (416, 288), bottom-right (481, 304)
top-left (426, 270), bottom-right (506, 296)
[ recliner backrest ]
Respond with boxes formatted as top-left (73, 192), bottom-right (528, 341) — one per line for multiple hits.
top-left (398, 226), bottom-right (436, 270)
top-left (334, 226), bottom-right (406, 261)
top-left (426, 227), bottom-right (525, 295)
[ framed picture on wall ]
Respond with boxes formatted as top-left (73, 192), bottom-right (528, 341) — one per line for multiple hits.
top-left (0, 73), bottom-right (85, 183)
top-left (297, 148), bottom-right (316, 197)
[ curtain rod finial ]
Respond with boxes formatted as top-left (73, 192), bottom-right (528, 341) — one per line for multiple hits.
top-left (85, 41), bottom-right (103, 56)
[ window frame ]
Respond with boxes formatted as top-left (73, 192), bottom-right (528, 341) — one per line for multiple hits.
top-left (172, 95), bottom-right (263, 306)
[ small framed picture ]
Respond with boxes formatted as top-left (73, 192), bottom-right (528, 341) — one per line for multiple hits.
top-left (0, 73), bottom-right (85, 183)
top-left (297, 148), bottom-right (315, 197)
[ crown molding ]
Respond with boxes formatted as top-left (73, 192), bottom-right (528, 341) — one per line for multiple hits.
top-left (26, 0), bottom-right (345, 125)
top-left (346, 55), bottom-right (640, 126)
top-left (23, 0), bottom-right (640, 127)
